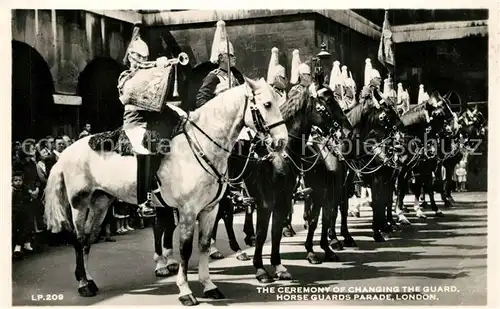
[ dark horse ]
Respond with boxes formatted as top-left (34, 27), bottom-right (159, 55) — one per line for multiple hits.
top-left (436, 101), bottom-right (487, 208)
top-left (304, 91), bottom-right (398, 264)
top-left (240, 84), bottom-right (352, 282)
top-left (328, 96), bottom-right (405, 243)
top-left (393, 92), bottom-right (457, 225)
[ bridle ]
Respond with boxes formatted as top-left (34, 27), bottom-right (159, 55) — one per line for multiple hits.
top-left (182, 85), bottom-right (286, 185)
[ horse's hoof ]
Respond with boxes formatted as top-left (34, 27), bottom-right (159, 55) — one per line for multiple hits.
top-left (329, 239), bottom-right (344, 251)
top-left (343, 237), bottom-right (357, 248)
top-left (78, 285), bottom-right (97, 297)
top-left (256, 270), bottom-right (274, 283)
top-left (306, 252), bottom-right (322, 264)
top-left (87, 280), bottom-right (99, 293)
top-left (167, 263), bottom-right (179, 274)
top-left (398, 215), bottom-right (411, 225)
top-left (155, 267), bottom-right (171, 277)
top-left (236, 252), bottom-right (251, 261)
top-left (323, 251), bottom-right (340, 262)
top-left (274, 271), bottom-right (293, 281)
top-left (210, 251), bottom-right (224, 259)
top-left (244, 237), bottom-right (256, 247)
top-left (373, 231), bottom-right (387, 242)
top-left (204, 288), bottom-right (225, 299)
top-left (435, 211), bottom-right (445, 217)
top-left (282, 228), bottom-right (294, 237)
top-left (179, 294), bottom-right (199, 306)
top-left (416, 211), bottom-right (427, 219)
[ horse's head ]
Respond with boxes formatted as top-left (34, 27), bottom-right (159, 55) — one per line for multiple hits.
top-left (312, 86), bottom-right (353, 139)
top-left (457, 104), bottom-right (487, 140)
top-left (425, 91), bottom-right (457, 138)
top-left (242, 77), bottom-right (288, 153)
top-left (368, 97), bottom-right (403, 138)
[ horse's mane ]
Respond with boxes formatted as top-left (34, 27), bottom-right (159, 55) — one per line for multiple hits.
top-left (400, 106), bottom-right (428, 127)
top-left (187, 83), bottom-right (246, 123)
top-left (279, 84), bottom-right (310, 121)
top-left (345, 102), bottom-right (365, 128)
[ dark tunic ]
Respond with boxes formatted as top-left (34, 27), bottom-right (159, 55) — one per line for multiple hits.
top-left (196, 68), bottom-right (244, 108)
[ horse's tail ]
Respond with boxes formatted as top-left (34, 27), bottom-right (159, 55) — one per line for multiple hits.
top-left (44, 161), bottom-right (72, 233)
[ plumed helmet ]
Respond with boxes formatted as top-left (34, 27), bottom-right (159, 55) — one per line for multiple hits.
top-left (290, 49), bottom-right (301, 84)
top-left (123, 22), bottom-right (149, 65)
top-left (371, 68), bottom-right (381, 80)
top-left (298, 63), bottom-right (311, 75)
top-left (210, 20), bottom-right (235, 63)
top-left (267, 47), bottom-right (280, 83)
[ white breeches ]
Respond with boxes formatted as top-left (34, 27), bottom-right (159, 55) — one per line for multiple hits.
top-left (124, 126), bottom-right (151, 155)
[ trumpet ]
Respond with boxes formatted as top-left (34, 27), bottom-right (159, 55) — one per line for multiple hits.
top-left (168, 52), bottom-right (190, 66)
top-left (171, 52), bottom-right (189, 97)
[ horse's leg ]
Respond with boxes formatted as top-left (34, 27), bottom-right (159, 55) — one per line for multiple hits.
top-left (243, 204), bottom-right (256, 246)
top-left (154, 207), bottom-right (179, 277)
top-left (271, 195), bottom-right (293, 281)
top-left (443, 163), bottom-right (456, 207)
top-left (303, 195), bottom-right (312, 229)
top-left (198, 205), bottom-right (225, 299)
top-left (320, 196), bottom-right (340, 262)
top-left (221, 196), bottom-right (249, 261)
top-left (209, 203), bottom-right (224, 259)
top-left (411, 177), bottom-right (427, 219)
top-left (340, 175), bottom-right (356, 247)
top-left (371, 174), bottom-right (389, 242)
top-left (304, 187), bottom-right (323, 264)
top-left (253, 204), bottom-right (273, 283)
top-left (176, 209), bottom-right (198, 306)
top-left (395, 172), bottom-right (411, 225)
top-left (282, 203), bottom-right (294, 237)
top-left (424, 173), bottom-right (444, 217)
top-left (72, 208), bottom-right (92, 296)
top-left (74, 192), bottom-right (113, 297)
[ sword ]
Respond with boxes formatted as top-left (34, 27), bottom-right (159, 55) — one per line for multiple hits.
top-left (226, 32), bottom-right (232, 89)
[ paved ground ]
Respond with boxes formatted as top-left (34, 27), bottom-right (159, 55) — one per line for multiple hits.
top-left (12, 192), bottom-right (487, 306)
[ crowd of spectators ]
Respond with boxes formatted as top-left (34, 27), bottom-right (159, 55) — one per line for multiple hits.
top-left (11, 124), bottom-right (151, 261)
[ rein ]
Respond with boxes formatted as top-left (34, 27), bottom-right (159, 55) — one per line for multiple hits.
top-left (181, 89), bottom-right (284, 185)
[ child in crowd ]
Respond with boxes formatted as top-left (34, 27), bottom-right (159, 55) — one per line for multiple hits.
top-left (456, 159), bottom-right (468, 192)
top-left (12, 171), bottom-right (34, 259)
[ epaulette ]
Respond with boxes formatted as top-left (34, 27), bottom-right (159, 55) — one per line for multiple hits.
top-left (210, 68), bottom-right (222, 75)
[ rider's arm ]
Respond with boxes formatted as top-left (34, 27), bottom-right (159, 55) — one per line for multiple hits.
top-left (196, 73), bottom-right (220, 108)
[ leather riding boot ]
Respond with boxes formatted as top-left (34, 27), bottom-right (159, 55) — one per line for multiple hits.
top-left (136, 155), bottom-right (156, 217)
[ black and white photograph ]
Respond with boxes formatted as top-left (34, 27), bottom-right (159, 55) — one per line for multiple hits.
top-left (7, 6), bottom-right (494, 307)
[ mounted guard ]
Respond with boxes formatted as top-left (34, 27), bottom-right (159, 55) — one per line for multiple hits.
top-left (118, 23), bottom-right (188, 216)
top-left (196, 20), bottom-right (245, 108)
top-left (267, 47), bottom-right (287, 102)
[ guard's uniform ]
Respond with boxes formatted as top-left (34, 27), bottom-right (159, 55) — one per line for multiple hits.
top-left (360, 84), bottom-right (383, 108)
top-left (196, 68), bottom-right (242, 108)
top-left (118, 23), bottom-right (179, 216)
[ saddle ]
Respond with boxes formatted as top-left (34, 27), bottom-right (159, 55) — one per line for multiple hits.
top-left (88, 112), bottom-right (186, 156)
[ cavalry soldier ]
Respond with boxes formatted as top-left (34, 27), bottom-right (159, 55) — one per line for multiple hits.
top-left (267, 47), bottom-right (287, 102)
top-left (196, 20), bottom-right (247, 260)
top-left (118, 23), bottom-right (181, 216)
top-left (359, 67), bottom-right (385, 109)
top-left (288, 63), bottom-right (313, 99)
top-left (270, 64), bottom-right (287, 101)
top-left (196, 21), bottom-right (245, 108)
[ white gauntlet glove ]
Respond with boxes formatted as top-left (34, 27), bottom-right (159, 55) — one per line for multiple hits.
top-left (156, 56), bottom-right (170, 67)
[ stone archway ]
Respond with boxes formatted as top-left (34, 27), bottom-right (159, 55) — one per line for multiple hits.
top-left (77, 57), bottom-right (126, 134)
top-left (11, 40), bottom-right (55, 141)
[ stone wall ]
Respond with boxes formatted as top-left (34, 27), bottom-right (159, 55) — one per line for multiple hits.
top-left (12, 9), bottom-right (132, 94)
